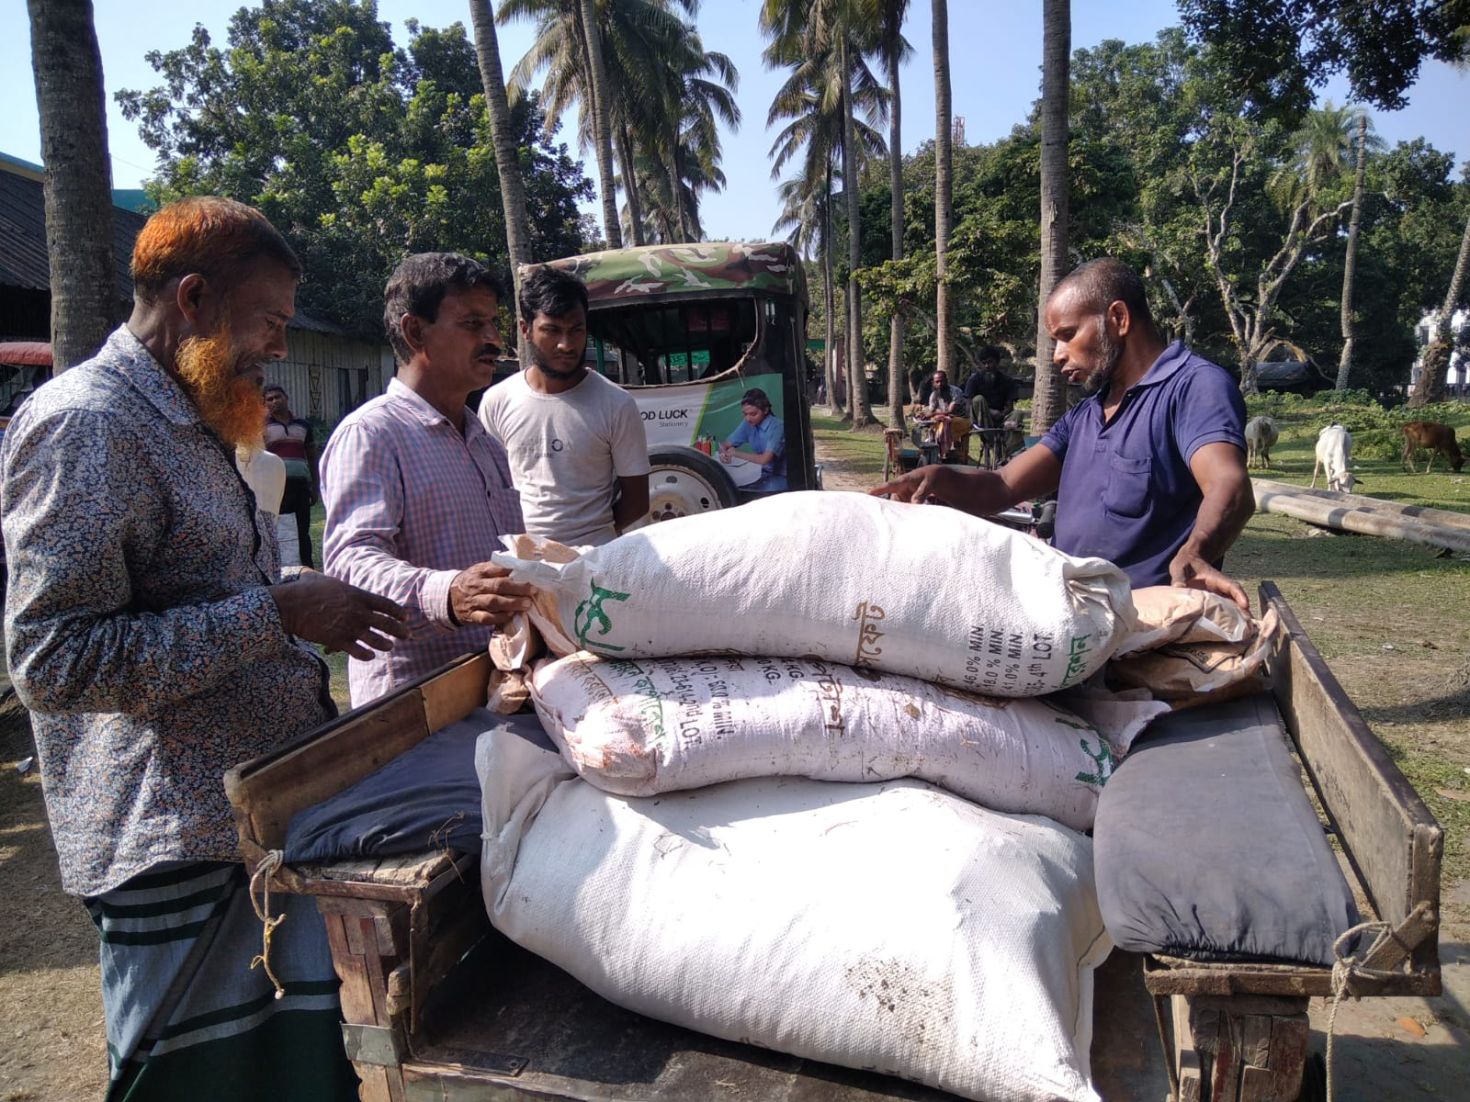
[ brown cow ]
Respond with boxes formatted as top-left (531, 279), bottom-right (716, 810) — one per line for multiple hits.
top-left (1400, 421), bottom-right (1465, 473)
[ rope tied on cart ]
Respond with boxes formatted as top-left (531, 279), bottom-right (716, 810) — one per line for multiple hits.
top-left (1325, 919), bottom-right (1408, 1101)
top-left (248, 849), bottom-right (288, 1000)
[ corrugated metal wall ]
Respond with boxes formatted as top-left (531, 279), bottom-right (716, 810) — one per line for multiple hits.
top-left (264, 331), bottom-right (394, 426)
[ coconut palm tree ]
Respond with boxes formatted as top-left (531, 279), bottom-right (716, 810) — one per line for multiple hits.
top-left (1031, 0), bottom-right (1070, 436)
top-left (468, 0), bottom-right (532, 313)
top-left (1271, 102), bottom-right (1358, 215)
top-left (1335, 110), bottom-right (1380, 391)
top-left (502, 0), bottom-right (730, 247)
top-left (878, 0), bottom-right (911, 430)
top-left (26, 0), bottom-right (117, 368)
top-left (773, 172), bottom-right (836, 403)
top-left (932, 0), bottom-right (953, 393)
top-left (766, 37), bottom-right (886, 419)
top-left (579, 0), bottom-right (623, 246)
top-left (761, 0), bottom-right (886, 429)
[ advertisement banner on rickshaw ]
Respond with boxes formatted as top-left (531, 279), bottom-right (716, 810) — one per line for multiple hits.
top-left (632, 372), bottom-right (786, 489)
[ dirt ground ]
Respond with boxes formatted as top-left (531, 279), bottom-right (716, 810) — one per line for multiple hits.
top-left (0, 427), bottom-right (1466, 1100)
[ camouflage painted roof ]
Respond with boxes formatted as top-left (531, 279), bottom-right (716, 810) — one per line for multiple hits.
top-left (535, 241), bottom-right (807, 304)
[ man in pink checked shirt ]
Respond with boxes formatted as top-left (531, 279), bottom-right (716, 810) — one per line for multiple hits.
top-left (320, 253), bottom-right (533, 706)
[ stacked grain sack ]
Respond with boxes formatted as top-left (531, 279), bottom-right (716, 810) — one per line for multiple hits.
top-left (479, 491), bottom-right (1146, 1102)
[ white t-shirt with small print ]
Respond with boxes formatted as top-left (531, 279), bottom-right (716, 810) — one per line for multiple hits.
top-left (479, 369), bottom-right (650, 546)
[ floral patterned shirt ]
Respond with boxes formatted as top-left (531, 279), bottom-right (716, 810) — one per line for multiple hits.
top-left (1, 327), bottom-right (334, 897)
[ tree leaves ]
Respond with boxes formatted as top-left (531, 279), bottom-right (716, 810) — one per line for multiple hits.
top-left (117, 0), bottom-right (594, 334)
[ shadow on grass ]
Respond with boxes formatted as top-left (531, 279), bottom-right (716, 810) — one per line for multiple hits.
top-left (1230, 516), bottom-right (1469, 582)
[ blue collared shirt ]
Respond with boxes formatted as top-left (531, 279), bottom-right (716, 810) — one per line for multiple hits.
top-left (726, 412), bottom-right (787, 491)
top-left (1039, 342), bottom-right (1245, 588)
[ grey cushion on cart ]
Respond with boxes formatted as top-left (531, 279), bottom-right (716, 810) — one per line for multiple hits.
top-left (285, 709), bottom-right (552, 863)
top-left (1093, 692), bottom-right (1359, 967)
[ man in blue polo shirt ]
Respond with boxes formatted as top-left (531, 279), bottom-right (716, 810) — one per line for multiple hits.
top-left (873, 258), bottom-right (1252, 611)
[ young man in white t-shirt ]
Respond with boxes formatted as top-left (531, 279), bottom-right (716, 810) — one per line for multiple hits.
top-left (478, 266), bottom-right (650, 546)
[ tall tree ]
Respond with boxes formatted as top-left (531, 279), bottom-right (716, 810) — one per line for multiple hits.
top-left (878, 0), bottom-right (911, 430)
top-left (1194, 102), bottom-right (1355, 391)
top-left (121, 4), bottom-right (594, 333)
top-left (579, 0), bottom-right (623, 246)
top-left (469, 0), bottom-right (533, 322)
top-left (1031, 0), bottom-right (1070, 435)
top-left (1334, 110), bottom-right (1371, 390)
top-left (1411, 210), bottom-right (1470, 406)
top-left (769, 71), bottom-right (882, 415)
top-left (27, 0), bottom-right (117, 369)
top-left (502, 0), bottom-right (725, 246)
top-left (839, 32), bottom-right (874, 428)
top-left (932, 0), bottom-right (953, 394)
top-left (1180, 0), bottom-right (1469, 116)
top-left (761, 0), bottom-right (886, 425)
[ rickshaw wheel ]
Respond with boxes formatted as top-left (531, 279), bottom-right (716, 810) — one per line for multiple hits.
top-left (646, 446), bottom-right (740, 522)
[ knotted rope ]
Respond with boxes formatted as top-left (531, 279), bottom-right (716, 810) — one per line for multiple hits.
top-left (248, 849), bottom-right (288, 1000)
top-left (1325, 919), bottom-right (1409, 1101)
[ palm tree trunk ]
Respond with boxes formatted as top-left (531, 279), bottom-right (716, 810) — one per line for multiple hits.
top-left (823, 167), bottom-right (843, 416)
top-left (616, 124), bottom-right (645, 247)
top-left (1411, 210), bottom-right (1470, 407)
top-left (885, 34), bottom-right (906, 431)
top-left (1335, 112), bottom-right (1367, 392)
top-left (468, 0), bottom-right (532, 365)
top-left (840, 37), bottom-right (873, 429)
top-left (578, 0), bottom-right (622, 249)
top-left (668, 138), bottom-right (689, 243)
top-left (27, 0), bottom-right (116, 370)
top-left (933, 0), bottom-right (953, 386)
top-left (1031, 0), bottom-right (1071, 434)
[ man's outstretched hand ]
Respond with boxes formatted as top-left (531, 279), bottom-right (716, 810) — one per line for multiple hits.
top-left (449, 562), bottom-right (534, 627)
top-left (869, 464), bottom-right (954, 505)
top-left (1168, 550), bottom-right (1251, 614)
top-left (270, 573), bottom-right (410, 659)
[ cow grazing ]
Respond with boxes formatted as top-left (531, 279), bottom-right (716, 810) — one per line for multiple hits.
top-left (1310, 424), bottom-right (1358, 493)
top-left (1244, 415), bottom-right (1279, 468)
top-left (1400, 420), bottom-right (1464, 474)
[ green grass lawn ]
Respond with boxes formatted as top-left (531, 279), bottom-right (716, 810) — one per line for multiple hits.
top-left (812, 413), bottom-right (890, 481)
top-left (1243, 398), bottom-right (1470, 513)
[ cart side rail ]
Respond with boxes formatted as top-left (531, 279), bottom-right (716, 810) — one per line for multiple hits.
top-left (1259, 580), bottom-right (1442, 982)
top-left (224, 652), bottom-right (492, 854)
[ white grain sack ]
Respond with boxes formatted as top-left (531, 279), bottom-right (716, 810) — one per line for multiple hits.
top-left (492, 491), bottom-right (1133, 697)
top-left (532, 652), bottom-right (1167, 830)
top-left (478, 727), bottom-right (1109, 1102)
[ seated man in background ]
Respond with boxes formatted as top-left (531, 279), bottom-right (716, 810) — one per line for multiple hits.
top-left (963, 345), bottom-right (1019, 427)
top-left (322, 253), bottom-right (533, 706)
top-left (912, 369), bottom-right (969, 458)
top-left (874, 258), bottom-right (1252, 611)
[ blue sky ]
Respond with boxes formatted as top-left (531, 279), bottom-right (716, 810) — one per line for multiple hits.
top-left (3, 0), bottom-right (1465, 244)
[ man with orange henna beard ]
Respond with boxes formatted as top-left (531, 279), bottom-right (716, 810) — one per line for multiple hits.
top-left (1, 196), bottom-right (407, 1101)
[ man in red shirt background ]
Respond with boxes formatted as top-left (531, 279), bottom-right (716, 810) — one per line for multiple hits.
top-left (263, 383), bottom-right (318, 567)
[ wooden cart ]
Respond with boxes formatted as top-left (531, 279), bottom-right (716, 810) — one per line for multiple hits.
top-left (224, 583), bottom-right (1441, 1102)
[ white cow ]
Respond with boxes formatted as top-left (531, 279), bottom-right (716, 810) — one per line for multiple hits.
top-left (1244, 415), bottom-right (1279, 469)
top-left (1309, 424), bottom-right (1358, 493)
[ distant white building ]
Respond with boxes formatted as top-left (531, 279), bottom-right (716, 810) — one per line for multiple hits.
top-left (1411, 307), bottom-right (1468, 396)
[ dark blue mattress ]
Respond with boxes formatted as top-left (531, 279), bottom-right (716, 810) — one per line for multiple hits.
top-left (284, 709), bottom-right (550, 864)
top-left (1093, 692), bottom-right (1360, 967)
